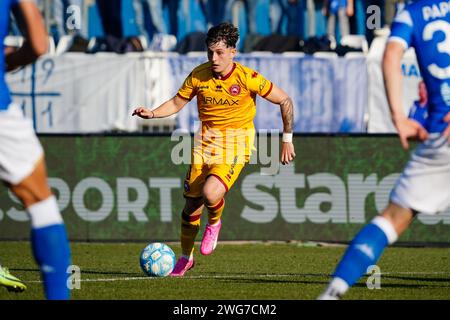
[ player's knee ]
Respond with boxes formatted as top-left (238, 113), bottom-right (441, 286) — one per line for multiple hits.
top-left (202, 187), bottom-right (222, 206)
top-left (203, 177), bottom-right (226, 205)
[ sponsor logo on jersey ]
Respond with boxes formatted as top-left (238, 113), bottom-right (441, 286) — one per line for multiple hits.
top-left (251, 71), bottom-right (258, 78)
top-left (203, 96), bottom-right (238, 105)
top-left (229, 84), bottom-right (241, 96)
top-left (356, 244), bottom-right (375, 260)
top-left (259, 78), bottom-right (268, 93)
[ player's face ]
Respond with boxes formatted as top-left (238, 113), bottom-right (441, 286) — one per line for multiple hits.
top-left (207, 41), bottom-right (236, 76)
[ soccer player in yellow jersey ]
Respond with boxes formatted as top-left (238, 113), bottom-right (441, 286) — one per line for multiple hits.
top-left (132, 23), bottom-right (296, 276)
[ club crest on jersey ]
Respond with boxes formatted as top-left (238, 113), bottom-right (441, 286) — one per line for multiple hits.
top-left (229, 84), bottom-right (241, 96)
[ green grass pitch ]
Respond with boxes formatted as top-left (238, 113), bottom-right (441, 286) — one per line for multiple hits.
top-left (0, 241), bottom-right (449, 300)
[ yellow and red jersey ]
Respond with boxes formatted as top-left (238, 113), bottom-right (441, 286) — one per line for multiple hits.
top-left (178, 61), bottom-right (273, 130)
top-left (177, 61), bottom-right (273, 163)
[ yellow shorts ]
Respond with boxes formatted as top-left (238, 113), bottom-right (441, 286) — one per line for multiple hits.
top-left (183, 157), bottom-right (246, 199)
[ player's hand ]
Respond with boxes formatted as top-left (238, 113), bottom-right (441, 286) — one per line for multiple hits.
top-left (394, 117), bottom-right (429, 150)
top-left (443, 112), bottom-right (450, 143)
top-left (132, 107), bottom-right (154, 119)
top-left (4, 46), bottom-right (17, 56)
top-left (281, 142), bottom-right (296, 165)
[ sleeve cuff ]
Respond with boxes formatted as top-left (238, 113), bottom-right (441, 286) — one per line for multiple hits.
top-left (262, 82), bottom-right (273, 98)
top-left (387, 36), bottom-right (409, 50)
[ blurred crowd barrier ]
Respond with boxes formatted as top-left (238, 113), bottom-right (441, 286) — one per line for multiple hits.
top-left (6, 33), bottom-right (421, 134)
top-left (7, 52), bottom-right (370, 133)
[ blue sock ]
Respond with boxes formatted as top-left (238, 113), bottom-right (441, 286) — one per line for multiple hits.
top-left (31, 224), bottom-right (71, 300)
top-left (333, 222), bottom-right (389, 287)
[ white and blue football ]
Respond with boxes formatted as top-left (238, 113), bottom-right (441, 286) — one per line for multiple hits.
top-left (139, 242), bottom-right (176, 277)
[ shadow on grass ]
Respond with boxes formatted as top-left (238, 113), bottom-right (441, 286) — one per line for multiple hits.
top-left (382, 275), bottom-right (450, 284)
top-left (196, 273), bottom-right (450, 289)
top-left (195, 272), bottom-right (330, 285)
top-left (217, 278), bottom-right (330, 286)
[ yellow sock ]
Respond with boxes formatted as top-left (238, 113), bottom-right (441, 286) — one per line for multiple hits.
top-left (180, 210), bottom-right (201, 257)
top-left (205, 199), bottom-right (224, 225)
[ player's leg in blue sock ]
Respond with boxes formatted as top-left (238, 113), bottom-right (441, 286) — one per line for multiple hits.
top-left (333, 216), bottom-right (396, 286)
top-left (28, 196), bottom-right (71, 300)
top-left (319, 215), bottom-right (398, 299)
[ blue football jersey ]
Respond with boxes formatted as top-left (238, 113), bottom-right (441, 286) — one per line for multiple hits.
top-left (0, 0), bottom-right (20, 111)
top-left (389, 0), bottom-right (450, 133)
top-left (408, 100), bottom-right (429, 126)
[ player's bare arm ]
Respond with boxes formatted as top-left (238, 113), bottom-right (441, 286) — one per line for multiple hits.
top-left (132, 95), bottom-right (188, 119)
top-left (444, 112), bottom-right (450, 142)
top-left (264, 84), bottom-right (296, 165)
top-left (346, 0), bottom-right (354, 17)
top-left (5, 1), bottom-right (48, 72)
top-left (382, 41), bottom-right (428, 150)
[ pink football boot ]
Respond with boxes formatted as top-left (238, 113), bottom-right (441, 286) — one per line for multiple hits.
top-left (200, 220), bottom-right (222, 255)
top-left (170, 256), bottom-right (194, 277)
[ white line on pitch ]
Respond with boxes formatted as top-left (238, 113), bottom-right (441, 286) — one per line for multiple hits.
top-left (23, 271), bottom-right (450, 284)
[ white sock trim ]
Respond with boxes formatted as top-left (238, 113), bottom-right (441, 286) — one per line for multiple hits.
top-left (318, 277), bottom-right (349, 300)
top-left (371, 216), bottom-right (398, 245)
top-left (208, 220), bottom-right (221, 227)
top-left (330, 277), bottom-right (349, 294)
top-left (27, 195), bottom-right (63, 229)
top-left (321, 277), bottom-right (349, 299)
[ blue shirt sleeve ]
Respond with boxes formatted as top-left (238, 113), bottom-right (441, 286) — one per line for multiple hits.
top-left (388, 9), bottom-right (414, 49)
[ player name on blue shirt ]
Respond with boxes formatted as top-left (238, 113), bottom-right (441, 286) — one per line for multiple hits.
top-left (422, 1), bottom-right (450, 20)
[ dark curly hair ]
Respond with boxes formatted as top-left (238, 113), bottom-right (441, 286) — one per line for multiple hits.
top-left (206, 23), bottom-right (239, 48)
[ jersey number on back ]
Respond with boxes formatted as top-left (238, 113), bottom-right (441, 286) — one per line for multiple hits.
top-left (423, 20), bottom-right (450, 80)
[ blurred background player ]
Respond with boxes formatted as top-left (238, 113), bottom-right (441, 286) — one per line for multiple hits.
top-left (0, 0), bottom-right (71, 299)
top-left (318, 0), bottom-right (450, 299)
top-left (132, 22), bottom-right (296, 277)
top-left (323, 0), bottom-right (354, 40)
top-left (408, 80), bottom-right (429, 127)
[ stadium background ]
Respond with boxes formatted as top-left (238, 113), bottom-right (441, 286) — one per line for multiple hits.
top-left (2, 0), bottom-right (449, 245)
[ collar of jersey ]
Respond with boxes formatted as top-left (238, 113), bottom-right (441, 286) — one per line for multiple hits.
top-left (213, 63), bottom-right (236, 80)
